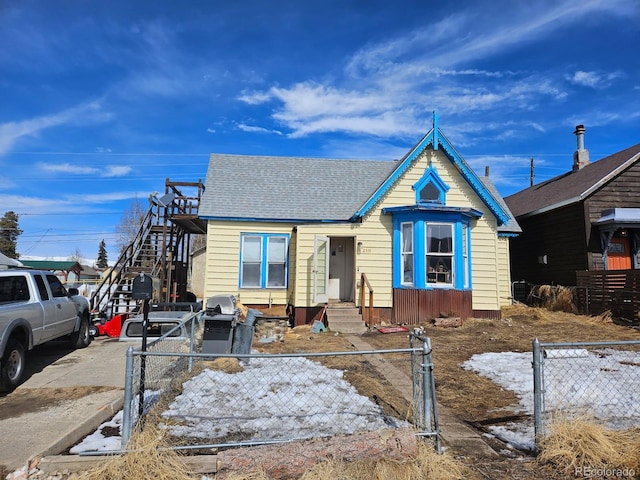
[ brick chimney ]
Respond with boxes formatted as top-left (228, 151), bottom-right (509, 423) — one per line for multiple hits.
top-left (572, 124), bottom-right (590, 171)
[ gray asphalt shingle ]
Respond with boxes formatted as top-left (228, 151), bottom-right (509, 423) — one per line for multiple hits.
top-left (199, 154), bottom-right (399, 221)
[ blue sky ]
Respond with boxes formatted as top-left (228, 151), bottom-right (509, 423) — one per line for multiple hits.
top-left (1, 0), bottom-right (639, 263)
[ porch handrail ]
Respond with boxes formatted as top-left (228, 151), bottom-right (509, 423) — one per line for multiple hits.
top-left (360, 273), bottom-right (374, 329)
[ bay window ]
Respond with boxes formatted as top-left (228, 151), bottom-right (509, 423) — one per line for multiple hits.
top-left (385, 206), bottom-right (480, 289)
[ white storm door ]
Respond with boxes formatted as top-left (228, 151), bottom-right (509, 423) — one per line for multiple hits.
top-left (313, 235), bottom-right (330, 303)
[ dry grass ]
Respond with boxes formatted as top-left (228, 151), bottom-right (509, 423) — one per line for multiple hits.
top-left (363, 304), bottom-right (640, 424)
top-left (221, 443), bottom-right (467, 480)
top-left (111, 305), bottom-right (640, 480)
top-left (78, 424), bottom-right (197, 480)
top-left (225, 471), bottom-right (272, 480)
top-left (529, 285), bottom-right (578, 313)
top-left (304, 444), bottom-right (466, 480)
top-left (537, 416), bottom-right (640, 475)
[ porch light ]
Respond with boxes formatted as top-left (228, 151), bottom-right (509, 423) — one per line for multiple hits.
top-left (357, 241), bottom-right (363, 254)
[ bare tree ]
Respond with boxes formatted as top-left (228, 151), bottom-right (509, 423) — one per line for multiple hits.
top-left (115, 196), bottom-right (147, 254)
top-left (69, 247), bottom-right (84, 263)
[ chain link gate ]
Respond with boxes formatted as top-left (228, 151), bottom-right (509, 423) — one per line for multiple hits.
top-left (532, 338), bottom-right (640, 449)
top-left (121, 323), bottom-right (441, 452)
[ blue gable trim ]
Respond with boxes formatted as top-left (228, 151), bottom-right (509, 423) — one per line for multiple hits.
top-left (436, 131), bottom-right (510, 226)
top-left (498, 232), bottom-right (520, 238)
top-left (351, 129), bottom-right (435, 221)
top-left (352, 113), bottom-right (510, 226)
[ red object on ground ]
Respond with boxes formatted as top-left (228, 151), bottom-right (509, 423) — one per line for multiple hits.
top-left (96, 313), bottom-right (128, 337)
top-left (376, 326), bottom-right (409, 334)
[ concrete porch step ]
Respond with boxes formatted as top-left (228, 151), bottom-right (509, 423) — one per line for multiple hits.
top-left (326, 306), bottom-right (367, 334)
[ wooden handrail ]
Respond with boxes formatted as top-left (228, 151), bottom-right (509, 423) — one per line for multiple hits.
top-left (360, 273), bottom-right (374, 329)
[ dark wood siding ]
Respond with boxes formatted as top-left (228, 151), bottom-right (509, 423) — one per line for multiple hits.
top-left (584, 162), bottom-right (640, 270)
top-left (510, 203), bottom-right (587, 286)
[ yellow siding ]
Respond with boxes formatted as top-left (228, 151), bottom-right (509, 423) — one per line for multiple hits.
top-left (205, 146), bottom-right (509, 312)
top-left (496, 237), bottom-right (513, 306)
top-left (204, 221), bottom-right (295, 305)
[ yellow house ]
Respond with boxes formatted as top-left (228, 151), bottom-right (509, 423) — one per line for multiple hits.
top-left (200, 116), bottom-right (520, 328)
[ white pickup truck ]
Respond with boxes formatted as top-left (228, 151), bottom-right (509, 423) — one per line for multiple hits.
top-left (0, 269), bottom-right (92, 391)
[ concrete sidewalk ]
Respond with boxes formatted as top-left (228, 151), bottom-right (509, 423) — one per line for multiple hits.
top-left (347, 335), bottom-right (498, 458)
top-left (0, 337), bottom-right (131, 471)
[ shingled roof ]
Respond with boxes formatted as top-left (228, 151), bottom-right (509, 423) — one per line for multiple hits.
top-left (479, 176), bottom-right (522, 234)
top-left (505, 143), bottom-right (640, 218)
top-left (199, 154), bottom-right (398, 222)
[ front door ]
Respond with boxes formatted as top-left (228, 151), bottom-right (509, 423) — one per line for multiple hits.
top-left (608, 238), bottom-right (632, 270)
top-left (329, 237), bottom-right (355, 301)
top-left (313, 235), bottom-right (330, 303)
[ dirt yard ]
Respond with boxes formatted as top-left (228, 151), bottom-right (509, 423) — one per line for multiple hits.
top-left (258, 305), bottom-right (640, 479)
top-left (4, 305), bottom-right (640, 480)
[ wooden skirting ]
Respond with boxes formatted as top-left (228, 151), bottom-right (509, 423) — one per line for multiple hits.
top-left (291, 290), bottom-right (502, 327)
top-left (393, 289), bottom-right (473, 325)
top-left (471, 309), bottom-right (502, 320)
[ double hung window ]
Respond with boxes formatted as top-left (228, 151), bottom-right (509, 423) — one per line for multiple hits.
top-left (401, 222), bottom-right (414, 285)
top-left (240, 234), bottom-right (288, 288)
top-left (426, 224), bottom-right (453, 285)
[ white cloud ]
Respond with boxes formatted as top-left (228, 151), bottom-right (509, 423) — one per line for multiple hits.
top-left (0, 102), bottom-right (111, 156)
top-left (0, 190), bottom-right (147, 215)
top-left (237, 124), bottom-right (283, 135)
top-left (237, 0), bottom-right (633, 141)
top-left (38, 162), bottom-right (132, 177)
top-left (567, 70), bottom-right (623, 88)
top-left (104, 166), bottom-right (133, 177)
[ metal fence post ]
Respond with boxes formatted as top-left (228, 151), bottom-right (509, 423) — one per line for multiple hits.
top-left (424, 337), bottom-right (441, 452)
top-left (188, 314), bottom-right (196, 372)
top-left (422, 338), bottom-right (433, 433)
top-left (532, 338), bottom-right (543, 450)
top-left (121, 346), bottom-right (134, 449)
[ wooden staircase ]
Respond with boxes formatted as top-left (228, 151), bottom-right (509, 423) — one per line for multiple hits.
top-left (325, 303), bottom-right (367, 334)
top-left (89, 179), bottom-right (206, 318)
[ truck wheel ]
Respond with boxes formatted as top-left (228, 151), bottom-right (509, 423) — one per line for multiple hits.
top-left (0, 339), bottom-right (25, 392)
top-left (88, 324), bottom-right (99, 337)
top-left (70, 313), bottom-right (92, 349)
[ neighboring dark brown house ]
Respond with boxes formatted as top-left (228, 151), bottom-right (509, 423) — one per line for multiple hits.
top-left (505, 126), bottom-right (640, 286)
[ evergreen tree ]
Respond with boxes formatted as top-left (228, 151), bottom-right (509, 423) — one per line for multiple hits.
top-left (0, 211), bottom-right (22, 259)
top-left (96, 239), bottom-right (108, 268)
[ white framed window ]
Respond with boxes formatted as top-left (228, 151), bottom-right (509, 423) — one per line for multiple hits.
top-left (462, 226), bottom-right (469, 288)
top-left (266, 236), bottom-right (287, 287)
top-left (401, 222), bottom-right (414, 285)
top-left (426, 223), bottom-right (453, 285)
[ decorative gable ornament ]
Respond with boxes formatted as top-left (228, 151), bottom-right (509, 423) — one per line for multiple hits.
top-left (413, 165), bottom-right (450, 205)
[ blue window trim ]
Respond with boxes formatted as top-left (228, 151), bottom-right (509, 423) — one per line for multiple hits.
top-left (413, 165), bottom-right (450, 205)
top-left (239, 233), bottom-right (289, 289)
top-left (389, 212), bottom-right (474, 290)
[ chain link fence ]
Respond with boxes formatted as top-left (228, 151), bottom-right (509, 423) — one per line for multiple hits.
top-left (121, 319), bottom-right (440, 452)
top-left (532, 339), bottom-right (640, 449)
